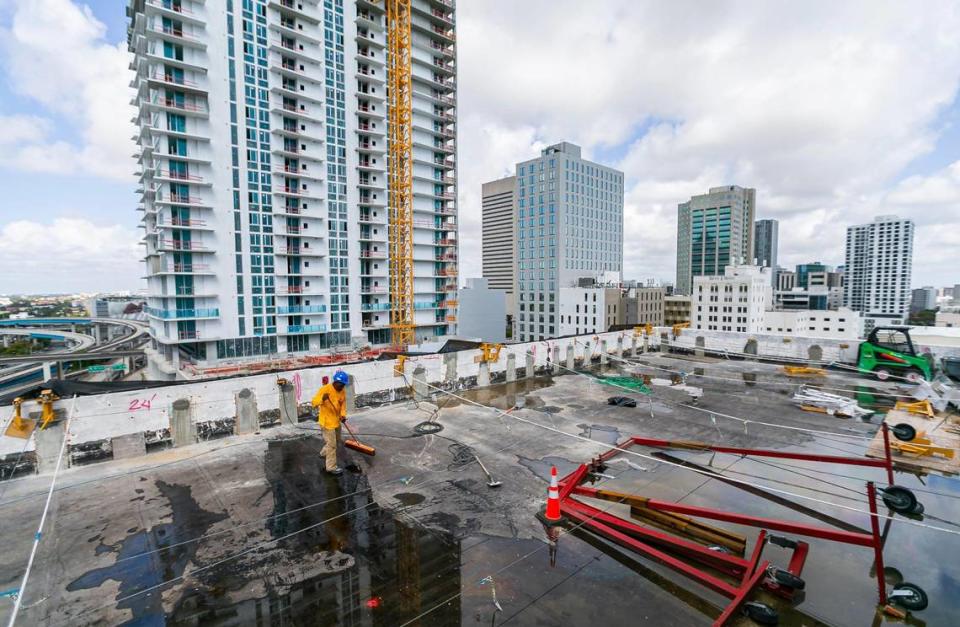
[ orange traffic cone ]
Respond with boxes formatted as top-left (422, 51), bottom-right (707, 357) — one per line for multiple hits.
top-left (538, 466), bottom-right (562, 526)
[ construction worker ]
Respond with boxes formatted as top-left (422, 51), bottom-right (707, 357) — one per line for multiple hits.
top-left (311, 370), bottom-right (350, 475)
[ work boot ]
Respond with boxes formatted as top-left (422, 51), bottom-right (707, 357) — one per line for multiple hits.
top-left (327, 466), bottom-right (343, 476)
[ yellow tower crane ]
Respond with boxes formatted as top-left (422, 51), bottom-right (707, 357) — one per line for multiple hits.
top-left (387, 0), bottom-right (415, 349)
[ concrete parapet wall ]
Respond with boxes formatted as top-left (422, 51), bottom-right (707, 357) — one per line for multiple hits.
top-left (665, 328), bottom-right (960, 364)
top-left (0, 331), bottom-right (646, 467)
top-left (666, 330), bottom-right (858, 363)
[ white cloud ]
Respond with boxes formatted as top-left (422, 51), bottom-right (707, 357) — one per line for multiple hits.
top-left (0, 114), bottom-right (51, 146)
top-left (1, 0), bottom-right (134, 180)
top-left (0, 219), bottom-right (143, 293)
top-left (456, 122), bottom-right (546, 278)
top-left (455, 0), bottom-right (960, 287)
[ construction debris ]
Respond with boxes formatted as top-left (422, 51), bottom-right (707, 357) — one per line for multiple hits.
top-left (792, 386), bottom-right (873, 419)
top-left (913, 378), bottom-right (960, 413)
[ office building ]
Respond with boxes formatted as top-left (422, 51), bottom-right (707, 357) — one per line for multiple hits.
top-left (774, 264), bottom-right (844, 311)
top-left (691, 264), bottom-right (771, 333)
top-left (775, 268), bottom-right (796, 291)
top-left (512, 142), bottom-right (624, 342)
top-left (481, 175), bottom-right (516, 311)
top-left (754, 219), bottom-right (778, 281)
top-left (624, 286), bottom-right (665, 327)
top-left (796, 262), bottom-right (830, 289)
top-left (676, 186), bottom-right (756, 295)
top-left (664, 295), bottom-right (692, 325)
top-left (843, 215), bottom-right (914, 331)
top-left (128, 0), bottom-right (458, 368)
top-left (456, 278), bottom-right (506, 343)
top-left (910, 287), bottom-right (937, 313)
top-left (762, 308), bottom-right (861, 340)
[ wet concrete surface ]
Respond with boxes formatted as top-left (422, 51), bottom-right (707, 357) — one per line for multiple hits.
top-left (0, 355), bottom-right (958, 625)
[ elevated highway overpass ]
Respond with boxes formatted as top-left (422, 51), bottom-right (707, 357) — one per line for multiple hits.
top-left (0, 318), bottom-right (150, 395)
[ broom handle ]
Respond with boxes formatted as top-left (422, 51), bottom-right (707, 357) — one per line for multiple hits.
top-left (324, 396), bottom-right (362, 443)
top-left (342, 418), bottom-right (362, 442)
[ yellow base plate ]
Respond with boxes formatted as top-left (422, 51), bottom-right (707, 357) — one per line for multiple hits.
top-left (4, 417), bottom-right (37, 440)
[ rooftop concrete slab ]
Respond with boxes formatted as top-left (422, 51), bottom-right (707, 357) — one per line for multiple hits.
top-left (0, 357), bottom-right (958, 625)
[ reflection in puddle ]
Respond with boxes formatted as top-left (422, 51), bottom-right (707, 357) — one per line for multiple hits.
top-left (577, 423), bottom-right (622, 445)
top-left (67, 481), bottom-right (229, 622)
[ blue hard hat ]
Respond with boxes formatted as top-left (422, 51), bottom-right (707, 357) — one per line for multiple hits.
top-left (333, 371), bottom-right (349, 385)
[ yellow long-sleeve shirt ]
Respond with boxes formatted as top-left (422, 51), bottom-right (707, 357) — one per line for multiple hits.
top-left (311, 383), bottom-right (346, 429)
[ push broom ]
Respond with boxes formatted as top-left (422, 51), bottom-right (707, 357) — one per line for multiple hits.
top-left (325, 397), bottom-right (376, 456)
top-left (342, 420), bottom-right (376, 456)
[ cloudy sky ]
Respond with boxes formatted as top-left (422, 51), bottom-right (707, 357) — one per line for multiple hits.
top-left (0, 0), bottom-right (958, 295)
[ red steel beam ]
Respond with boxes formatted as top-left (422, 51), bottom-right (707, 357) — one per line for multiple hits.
top-left (786, 541), bottom-right (809, 578)
top-left (562, 498), bottom-right (749, 577)
top-left (866, 482), bottom-right (888, 605)
top-left (713, 560), bottom-right (771, 627)
top-left (742, 530), bottom-right (767, 584)
top-left (572, 485), bottom-right (876, 547)
top-left (563, 502), bottom-right (741, 598)
top-left (629, 436), bottom-right (887, 469)
top-left (881, 423), bottom-right (894, 486)
top-left (557, 463), bottom-right (589, 501)
top-left (599, 437), bottom-right (635, 462)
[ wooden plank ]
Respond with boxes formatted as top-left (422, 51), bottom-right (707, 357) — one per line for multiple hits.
top-left (583, 486), bottom-right (748, 553)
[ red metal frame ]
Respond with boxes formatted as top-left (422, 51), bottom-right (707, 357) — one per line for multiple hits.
top-left (553, 434), bottom-right (892, 626)
top-left (571, 485), bottom-right (876, 547)
top-left (626, 435), bottom-right (895, 480)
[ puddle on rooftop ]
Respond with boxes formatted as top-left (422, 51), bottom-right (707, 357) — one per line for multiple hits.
top-left (576, 423), bottom-right (622, 445)
top-left (449, 375), bottom-right (558, 411)
top-left (62, 426), bottom-right (960, 626)
top-left (64, 437), bottom-right (719, 625)
top-left (517, 454), bottom-right (581, 481)
top-left (68, 481), bottom-right (230, 622)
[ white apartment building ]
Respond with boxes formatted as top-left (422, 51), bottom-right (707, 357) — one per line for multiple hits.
top-left (762, 308), bottom-right (861, 340)
top-left (556, 286), bottom-right (622, 337)
top-left (844, 215), bottom-right (914, 332)
top-left (512, 142), bottom-right (624, 342)
top-left (128, 0), bottom-right (458, 368)
top-left (691, 265), bottom-right (771, 333)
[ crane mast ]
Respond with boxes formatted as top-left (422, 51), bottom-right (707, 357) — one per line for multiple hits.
top-left (386, 0), bottom-right (415, 348)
